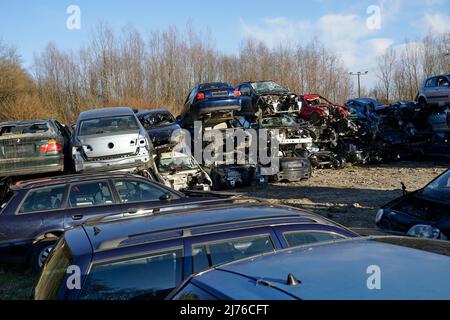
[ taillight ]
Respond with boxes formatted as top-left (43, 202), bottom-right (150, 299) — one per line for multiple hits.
top-left (40, 139), bottom-right (62, 153)
top-left (196, 92), bottom-right (205, 100)
top-left (233, 89), bottom-right (241, 97)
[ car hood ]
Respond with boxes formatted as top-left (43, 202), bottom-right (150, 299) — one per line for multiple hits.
top-left (206, 237), bottom-right (450, 299)
top-left (78, 131), bottom-right (145, 158)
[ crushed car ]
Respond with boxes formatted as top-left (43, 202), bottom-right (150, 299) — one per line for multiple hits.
top-left (376, 168), bottom-right (450, 240)
top-left (236, 80), bottom-right (302, 118)
top-left (136, 109), bottom-right (181, 146)
top-left (0, 120), bottom-right (72, 178)
top-left (151, 144), bottom-right (212, 191)
top-left (299, 94), bottom-right (349, 123)
top-left (71, 107), bottom-right (153, 174)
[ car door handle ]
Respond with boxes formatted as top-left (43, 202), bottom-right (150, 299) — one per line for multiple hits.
top-left (72, 214), bottom-right (84, 221)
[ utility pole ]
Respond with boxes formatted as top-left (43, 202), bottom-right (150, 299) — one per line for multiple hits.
top-left (349, 71), bottom-right (368, 98)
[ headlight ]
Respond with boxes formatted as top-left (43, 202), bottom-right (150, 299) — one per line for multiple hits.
top-left (407, 224), bottom-right (441, 239)
top-left (375, 209), bottom-right (384, 223)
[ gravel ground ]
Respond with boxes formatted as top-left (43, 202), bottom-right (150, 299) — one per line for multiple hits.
top-left (237, 161), bottom-right (448, 228)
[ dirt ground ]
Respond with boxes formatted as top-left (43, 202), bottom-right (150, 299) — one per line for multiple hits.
top-left (238, 161), bottom-right (448, 228)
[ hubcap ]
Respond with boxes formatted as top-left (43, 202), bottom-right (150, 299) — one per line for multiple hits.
top-left (38, 245), bottom-right (54, 268)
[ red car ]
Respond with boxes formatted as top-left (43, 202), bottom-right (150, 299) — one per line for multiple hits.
top-left (299, 94), bottom-right (349, 122)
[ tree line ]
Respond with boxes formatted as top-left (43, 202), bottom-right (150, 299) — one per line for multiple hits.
top-left (0, 23), bottom-right (448, 124)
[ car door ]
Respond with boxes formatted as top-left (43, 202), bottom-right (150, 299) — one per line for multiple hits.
top-left (4, 185), bottom-right (69, 243)
top-left (424, 77), bottom-right (439, 103)
top-left (111, 177), bottom-right (188, 217)
top-left (77, 238), bottom-right (184, 300)
top-left (435, 76), bottom-right (450, 106)
top-left (64, 180), bottom-right (122, 227)
top-left (184, 227), bottom-right (282, 277)
top-left (273, 224), bottom-right (356, 249)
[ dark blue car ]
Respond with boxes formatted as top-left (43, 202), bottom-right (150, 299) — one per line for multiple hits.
top-left (33, 202), bottom-right (357, 300)
top-left (178, 82), bottom-right (241, 128)
top-left (170, 236), bottom-right (450, 300)
top-left (0, 173), bottom-right (227, 271)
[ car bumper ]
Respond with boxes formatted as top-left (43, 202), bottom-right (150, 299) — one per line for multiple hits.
top-left (196, 99), bottom-right (242, 115)
top-left (0, 156), bottom-right (64, 177)
top-left (276, 168), bottom-right (311, 182)
top-left (74, 152), bottom-right (151, 173)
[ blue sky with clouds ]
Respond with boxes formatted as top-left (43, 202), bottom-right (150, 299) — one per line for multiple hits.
top-left (0, 0), bottom-right (449, 87)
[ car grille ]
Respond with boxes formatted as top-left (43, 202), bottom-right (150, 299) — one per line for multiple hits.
top-left (88, 152), bottom-right (136, 161)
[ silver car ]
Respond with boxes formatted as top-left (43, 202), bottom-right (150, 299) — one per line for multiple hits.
top-left (417, 74), bottom-right (450, 107)
top-left (72, 107), bottom-right (153, 173)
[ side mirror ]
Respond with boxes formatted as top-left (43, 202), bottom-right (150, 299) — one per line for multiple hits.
top-left (159, 193), bottom-right (172, 201)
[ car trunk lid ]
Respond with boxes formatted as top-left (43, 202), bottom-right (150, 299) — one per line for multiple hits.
top-left (80, 131), bottom-right (142, 158)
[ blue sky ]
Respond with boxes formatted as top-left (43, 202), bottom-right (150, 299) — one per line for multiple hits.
top-left (0, 0), bottom-right (449, 87)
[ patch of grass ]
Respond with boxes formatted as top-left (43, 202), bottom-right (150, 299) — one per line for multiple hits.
top-left (0, 264), bottom-right (37, 300)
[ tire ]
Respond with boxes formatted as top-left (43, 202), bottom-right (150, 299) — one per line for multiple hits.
top-left (30, 240), bottom-right (57, 272)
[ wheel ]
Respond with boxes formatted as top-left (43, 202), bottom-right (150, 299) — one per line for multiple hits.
top-left (30, 240), bottom-right (57, 272)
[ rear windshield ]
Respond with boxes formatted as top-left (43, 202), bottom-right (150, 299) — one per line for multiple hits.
top-left (199, 83), bottom-right (232, 90)
top-left (34, 238), bottom-right (72, 300)
top-left (0, 123), bottom-right (51, 137)
top-left (78, 115), bottom-right (139, 136)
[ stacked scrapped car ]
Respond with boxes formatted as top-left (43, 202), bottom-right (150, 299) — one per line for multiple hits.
top-left (0, 120), bottom-right (71, 178)
top-left (151, 144), bottom-right (212, 191)
top-left (237, 80), bottom-right (302, 119)
top-left (71, 107), bottom-right (153, 174)
top-left (136, 109), bottom-right (181, 147)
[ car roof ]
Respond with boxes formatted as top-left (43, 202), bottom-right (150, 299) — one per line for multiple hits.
top-left (77, 107), bottom-right (135, 121)
top-left (69, 203), bottom-right (335, 254)
top-left (11, 172), bottom-right (159, 190)
top-left (136, 109), bottom-right (172, 116)
top-left (188, 236), bottom-right (450, 300)
top-left (0, 119), bottom-right (54, 126)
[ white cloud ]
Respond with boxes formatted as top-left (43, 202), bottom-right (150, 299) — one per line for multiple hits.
top-left (239, 14), bottom-right (394, 88)
top-left (423, 13), bottom-right (450, 33)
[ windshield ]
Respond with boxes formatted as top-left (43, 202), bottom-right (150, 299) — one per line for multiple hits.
top-left (140, 112), bottom-right (174, 128)
top-left (0, 122), bottom-right (51, 137)
top-left (158, 155), bottom-right (199, 173)
top-left (260, 115), bottom-right (297, 128)
top-left (34, 238), bottom-right (72, 300)
top-left (250, 81), bottom-right (288, 94)
top-left (78, 115), bottom-right (139, 136)
top-left (420, 170), bottom-right (450, 204)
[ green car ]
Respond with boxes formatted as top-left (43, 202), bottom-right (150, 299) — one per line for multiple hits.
top-left (0, 119), bottom-right (71, 178)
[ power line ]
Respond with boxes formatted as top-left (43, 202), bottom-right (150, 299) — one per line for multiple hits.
top-left (349, 71), bottom-right (369, 98)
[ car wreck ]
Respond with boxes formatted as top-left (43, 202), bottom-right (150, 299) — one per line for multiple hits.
top-left (299, 94), bottom-right (349, 123)
top-left (151, 145), bottom-right (212, 191)
top-left (71, 107), bottom-right (153, 174)
top-left (237, 80), bottom-right (302, 118)
top-left (376, 168), bottom-right (450, 240)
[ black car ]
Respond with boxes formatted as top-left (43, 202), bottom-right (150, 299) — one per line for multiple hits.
top-left (0, 172), bottom-right (227, 270)
top-left (376, 168), bottom-right (450, 240)
top-left (236, 80), bottom-right (301, 118)
top-left (136, 109), bottom-right (181, 146)
top-left (33, 202), bottom-right (358, 300)
top-left (178, 82), bottom-right (241, 128)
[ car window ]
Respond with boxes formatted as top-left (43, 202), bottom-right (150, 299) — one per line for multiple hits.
top-left (69, 182), bottom-right (114, 208)
top-left (283, 231), bottom-right (345, 248)
top-left (192, 235), bottom-right (275, 273)
top-left (437, 76), bottom-right (449, 87)
top-left (113, 179), bottom-right (168, 203)
top-left (172, 283), bottom-right (217, 300)
top-left (425, 77), bottom-right (437, 87)
top-left (19, 186), bottom-right (66, 213)
top-left (80, 249), bottom-right (183, 300)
